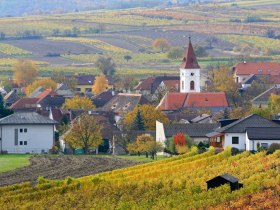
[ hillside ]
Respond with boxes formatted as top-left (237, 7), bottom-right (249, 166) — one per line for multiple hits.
top-left (0, 147), bottom-right (280, 209)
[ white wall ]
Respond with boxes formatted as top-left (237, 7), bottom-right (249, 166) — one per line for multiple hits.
top-left (1, 124), bottom-right (54, 154)
top-left (245, 132), bottom-right (280, 151)
top-left (180, 68), bottom-right (200, 93)
top-left (224, 133), bottom-right (246, 150)
top-left (156, 121), bottom-right (166, 144)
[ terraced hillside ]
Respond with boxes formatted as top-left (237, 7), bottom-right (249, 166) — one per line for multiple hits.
top-left (0, 147), bottom-right (279, 209)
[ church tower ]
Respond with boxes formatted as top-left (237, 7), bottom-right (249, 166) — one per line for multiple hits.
top-left (180, 37), bottom-right (201, 93)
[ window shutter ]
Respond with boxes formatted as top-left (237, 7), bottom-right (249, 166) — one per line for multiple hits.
top-left (15, 129), bottom-right (18, 146)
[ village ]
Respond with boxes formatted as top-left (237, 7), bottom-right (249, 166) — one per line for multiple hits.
top-left (0, 38), bottom-right (279, 157)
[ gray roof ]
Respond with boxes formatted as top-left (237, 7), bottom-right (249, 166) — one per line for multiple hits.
top-left (163, 123), bottom-right (219, 138)
top-left (0, 112), bottom-right (57, 125)
top-left (247, 127), bottom-right (280, 140)
top-left (251, 86), bottom-right (280, 104)
top-left (4, 90), bottom-right (19, 105)
top-left (207, 173), bottom-right (238, 183)
top-left (215, 114), bottom-right (280, 133)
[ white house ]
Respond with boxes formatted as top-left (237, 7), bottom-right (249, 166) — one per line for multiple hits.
top-left (207, 114), bottom-right (280, 151)
top-left (246, 127), bottom-right (280, 151)
top-left (0, 112), bottom-right (57, 154)
top-left (156, 120), bottom-right (219, 145)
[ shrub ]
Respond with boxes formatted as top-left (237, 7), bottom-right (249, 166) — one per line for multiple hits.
top-left (231, 147), bottom-right (240, 156)
top-left (267, 143), bottom-right (280, 154)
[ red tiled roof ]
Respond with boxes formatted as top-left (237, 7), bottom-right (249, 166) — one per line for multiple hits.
top-left (135, 77), bottom-right (155, 91)
top-left (162, 80), bottom-right (180, 90)
top-left (184, 92), bottom-right (228, 107)
top-left (157, 92), bottom-right (188, 110)
top-left (157, 92), bottom-right (228, 110)
top-left (181, 38), bottom-right (200, 69)
top-left (235, 62), bottom-right (280, 76)
top-left (10, 98), bottom-right (39, 109)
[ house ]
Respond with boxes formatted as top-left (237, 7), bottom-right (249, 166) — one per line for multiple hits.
top-left (251, 85), bottom-right (280, 108)
top-left (55, 83), bottom-right (74, 98)
top-left (246, 127), bottom-right (280, 151)
top-left (75, 75), bottom-right (113, 93)
top-left (233, 62), bottom-right (280, 84)
top-left (206, 114), bottom-right (280, 151)
top-left (0, 112), bottom-right (57, 154)
top-left (156, 120), bottom-right (219, 144)
top-left (4, 90), bottom-right (19, 108)
top-left (92, 89), bottom-right (116, 108)
top-left (207, 174), bottom-right (243, 191)
top-left (157, 38), bottom-right (229, 114)
top-left (135, 76), bottom-right (155, 95)
top-left (102, 93), bottom-right (149, 116)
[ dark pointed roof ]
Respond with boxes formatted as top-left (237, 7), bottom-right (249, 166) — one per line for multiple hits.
top-left (181, 37), bottom-right (200, 69)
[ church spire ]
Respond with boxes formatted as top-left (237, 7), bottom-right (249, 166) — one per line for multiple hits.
top-left (181, 37), bottom-right (200, 69)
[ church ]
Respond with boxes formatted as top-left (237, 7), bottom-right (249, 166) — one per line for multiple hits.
top-left (157, 38), bottom-right (229, 113)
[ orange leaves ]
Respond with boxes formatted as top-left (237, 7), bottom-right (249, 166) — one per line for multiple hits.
top-left (92, 74), bottom-right (109, 95)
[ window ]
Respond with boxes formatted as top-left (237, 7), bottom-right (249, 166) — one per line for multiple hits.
top-left (24, 141), bottom-right (27, 145)
top-left (181, 81), bottom-right (184, 90)
top-left (20, 141), bottom-right (23, 145)
top-left (85, 88), bottom-right (92, 92)
top-left (24, 128), bottom-right (27, 133)
top-left (261, 143), bottom-right (268, 149)
top-left (191, 72), bottom-right (194, 76)
top-left (20, 128), bottom-right (23, 133)
top-left (232, 137), bottom-right (239, 144)
top-left (258, 69), bottom-right (263, 73)
top-left (75, 88), bottom-right (81, 91)
top-left (190, 81), bottom-right (195, 90)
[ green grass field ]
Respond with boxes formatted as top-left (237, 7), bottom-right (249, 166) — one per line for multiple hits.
top-left (0, 154), bottom-right (31, 173)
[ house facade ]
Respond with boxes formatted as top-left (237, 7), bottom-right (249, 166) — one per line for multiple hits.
top-left (207, 114), bottom-right (280, 151)
top-left (0, 112), bottom-right (57, 154)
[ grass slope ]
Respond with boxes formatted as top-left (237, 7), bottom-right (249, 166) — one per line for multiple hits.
top-left (0, 155), bottom-right (31, 173)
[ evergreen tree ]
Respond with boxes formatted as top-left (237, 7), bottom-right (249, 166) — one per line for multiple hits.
top-left (0, 94), bottom-right (4, 109)
top-left (0, 94), bottom-right (13, 118)
top-left (133, 110), bottom-right (145, 130)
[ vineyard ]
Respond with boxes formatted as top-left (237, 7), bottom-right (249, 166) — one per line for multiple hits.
top-left (0, 43), bottom-right (32, 56)
top-left (0, 147), bottom-right (279, 209)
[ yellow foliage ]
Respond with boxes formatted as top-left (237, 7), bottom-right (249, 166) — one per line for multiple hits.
top-left (13, 60), bottom-right (38, 86)
top-left (176, 145), bottom-right (190, 154)
top-left (64, 113), bottom-right (102, 153)
top-left (25, 78), bottom-right (57, 96)
top-left (124, 104), bottom-right (169, 130)
top-left (92, 74), bottom-right (109, 95)
top-left (63, 96), bottom-right (95, 110)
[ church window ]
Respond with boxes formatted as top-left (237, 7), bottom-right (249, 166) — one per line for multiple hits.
top-left (191, 72), bottom-right (194, 76)
top-left (190, 81), bottom-right (195, 90)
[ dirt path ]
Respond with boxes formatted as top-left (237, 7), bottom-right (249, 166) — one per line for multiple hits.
top-left (0, 155), bottom-right (138, 187)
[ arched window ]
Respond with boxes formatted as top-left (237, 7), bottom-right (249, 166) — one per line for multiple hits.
top-left (190, 81), bottom-right (195, 90)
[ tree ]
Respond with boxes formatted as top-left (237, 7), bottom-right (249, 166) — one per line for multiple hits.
top-left (95, 56), bottom-right (116, 76)
top-left (0, 32), bottom-right (5, 40)
top-left (206, 36), bottom-right (218, 49)
top-left (167, 47), bottom-right (184, 60)
top-left (133, 110), bottom-right (145, 130)
top-left (64, 113), bottom-right (102, 154)
top-left (124, 105), bottom-right (169, 130)
top-left (127, 134), bottom-right (163, 159)
top-left (194, 45), bottom-right (208, 57)
top-left (123, 55), bottom-right (132, 62)
top-left (0, 94), bottom-right (13, 118)
top-left (13, 60), bottom-right (38, 86)
top-left (63, 96), bottom-right (95, 110)
top-left (92, 74), bottom-right (108, 95)
top-left (52, 28), bottom-right (60, 36)
top-left (25, 78), bottom-right (57, 96)
top-left (152, 38), bottom-right (171, 52)
top-left (209, 65), bottom-right (240, 107)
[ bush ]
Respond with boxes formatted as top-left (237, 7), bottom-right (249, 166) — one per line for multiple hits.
top-left (267, 143), bottom-right (280, 154)
top-left (231, 147), bottom-right (240, 156)
top-left (49, 146), bottom-right (59, 154)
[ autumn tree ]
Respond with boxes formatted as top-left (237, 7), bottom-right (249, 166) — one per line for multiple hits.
top-left (173, 132), bottom-right (194, 154)
top-left (92, 74), bottom-right (108, 95)
top-left (64, 113), bottom-right (102, 154)
top-left (124, 105), bottom-right (169, 130)
top-left (13, 60), bottom-right (38, 86)
top-left (95, 56), bottom-right (116, 76)
top-left (209, 65), bottom-right (240, 107)
top-left (152, 38), bottom-right (171, 52)
top-left (127, 134), bottom-right (163, 159)
top-left (25, 78), bottom-right (57, 96)
top-left (63, 96), bottom-right (95, 110)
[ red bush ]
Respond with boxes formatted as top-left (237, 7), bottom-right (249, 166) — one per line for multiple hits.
top-left (173, 132), bottom-right (186, 146)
